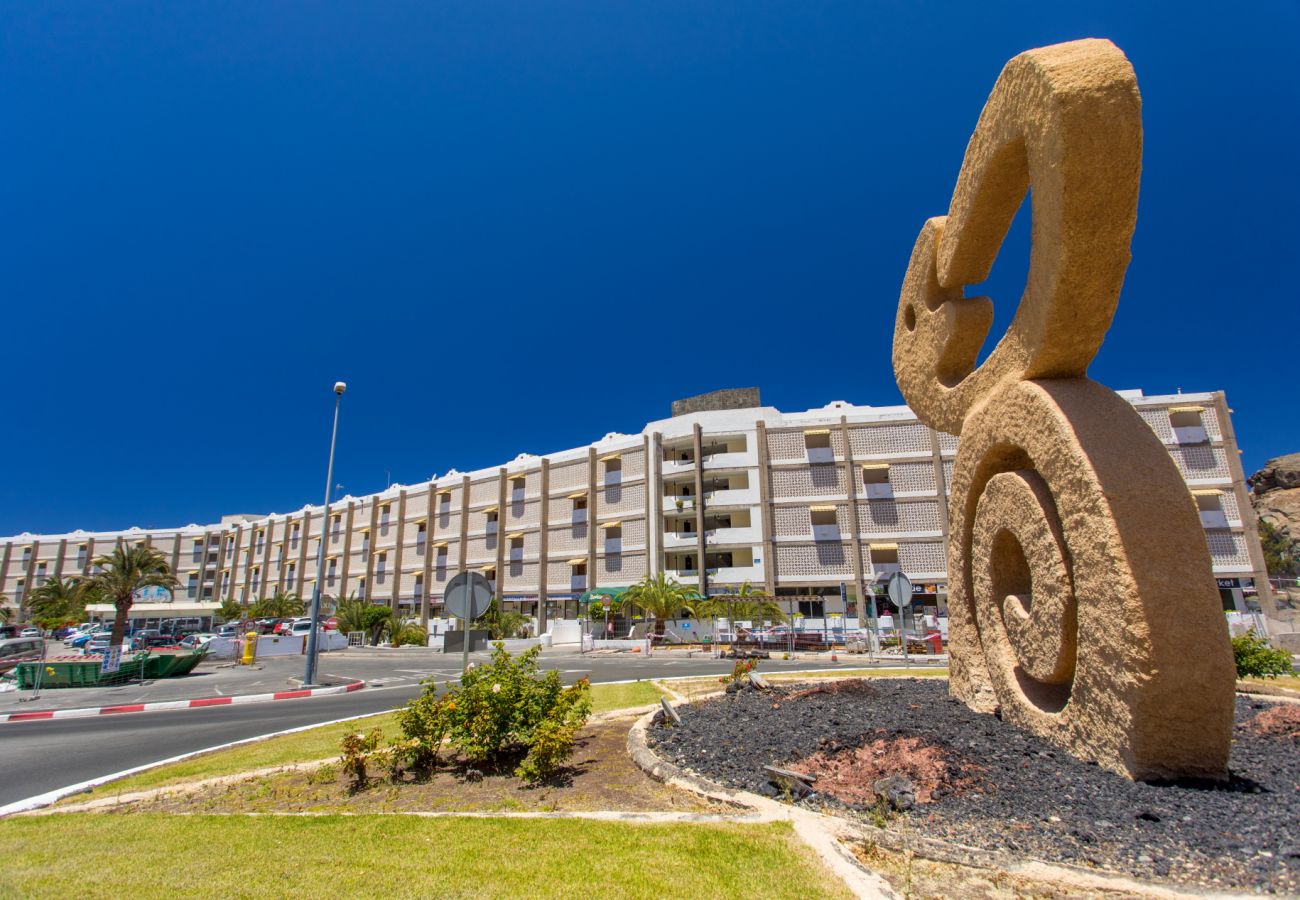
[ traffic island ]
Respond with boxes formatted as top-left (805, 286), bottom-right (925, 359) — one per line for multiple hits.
top-left (639, 677), bottom-right (1300, 896)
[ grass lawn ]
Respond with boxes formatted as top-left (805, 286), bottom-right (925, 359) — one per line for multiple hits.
top-left (71, 680), bottom-right (663, 801)
top-left (0, 815), bottom-right (850, 899)
top-left (590, 679), bottom-right (665, 713)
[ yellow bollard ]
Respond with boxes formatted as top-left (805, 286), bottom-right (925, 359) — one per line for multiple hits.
top-left (242, 631), bottom-right (259, 665)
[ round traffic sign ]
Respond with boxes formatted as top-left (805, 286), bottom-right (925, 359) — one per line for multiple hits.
top-left (886, 571), bottom-right (913, 610)
top-left (445, 571), bottom-right (493, 620)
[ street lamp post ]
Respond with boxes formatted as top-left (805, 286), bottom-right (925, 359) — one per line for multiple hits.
top-left (304, 381), bottom-right (346, 687)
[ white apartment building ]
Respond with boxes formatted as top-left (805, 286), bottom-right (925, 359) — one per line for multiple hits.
top-left (0, 387), bottom-right (1272, 632)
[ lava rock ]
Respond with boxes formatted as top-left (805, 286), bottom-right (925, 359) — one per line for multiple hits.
top-left (872, 775), bottom-right (916, 811)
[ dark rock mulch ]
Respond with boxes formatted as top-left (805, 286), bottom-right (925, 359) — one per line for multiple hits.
top-left (649, 678), bottom-right (1300, 895)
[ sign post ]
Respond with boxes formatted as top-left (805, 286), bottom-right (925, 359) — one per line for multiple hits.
top-left (444, 571), bottom-right (493, 677)
top-left (886, 571), bottom-right (913, 666)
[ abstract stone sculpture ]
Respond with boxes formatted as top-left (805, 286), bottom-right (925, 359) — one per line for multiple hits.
top-left (892, 39), bottom-right (1234, 780)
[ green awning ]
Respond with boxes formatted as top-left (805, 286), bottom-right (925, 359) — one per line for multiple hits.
top-left (579, 587), bottom-right (629, 605)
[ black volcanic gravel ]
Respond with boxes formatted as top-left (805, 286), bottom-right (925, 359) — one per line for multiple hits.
top-left (649, 679), bottom-right (1300, 894)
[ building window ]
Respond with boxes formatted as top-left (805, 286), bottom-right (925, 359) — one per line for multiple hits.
top-left (414, 574), bottom-right (424, 601)
top-left (256, 531), bottom-right (265, 553)
top-left (327, 558), bottom-right (337, 586)
top-left (862, 465), bottom-right (893, 499)
top-left (15, 579), bottom-right (25, 597)
top-left (380, 504), bottom-right (391, 528)
top-left (286, 564), bottom-right (296, 589)
top-left (602, 524), bottom-right (622, 554)
top-left (361, 531), bottom-right (370, 554)
top-left (804, 429), bottom-right (833, 463)
top-left (192, 540), bottom-right (204, 563)
top-left (509, 535), bottom-right (524, 556)
top-left (1196, 492), bottom-right (1230, 529)
top-left (797, 599), bottom-right (826, 618)
top-left (572, 494), bottom-right (588, 524)
top-left (511, 477), bottom-right (526, 501)
top-left (603, 458), bottom-right (622, 486)
top-left (226, 540), bottom-right (234, 559)
top-left (435, 545), bottom-right (448, 577)
top-left (416, 522), bottom-right (427, 553)
top-left (1170, 408), bottom-right (1208, 444)
top-left (810, 508), bottom-right (840, 542)
top-left (21, 548), bottom-right (31, 564)
top-left (376, 552), bottom-right (388, 580)
top-left (485, 510), bottom-right (499, 533)
top-left (251, 568), bottom-right (261, 592)
top-left (187, 574), bottom-right (198, 599)
top-left (36, 562), bottom-right (47, 579)
top-left (357, 578), bottom-right (366, 600)
top-left (76, 545), bottom-right (87, 567)
top-left (332, 515), bottom-right (342, 542)
top-left (870, 545), bottom-right (900, 577)
top-left (570, 560), bottom-right (587, 590)
top-left (291, 523), bottom-right (301, 548)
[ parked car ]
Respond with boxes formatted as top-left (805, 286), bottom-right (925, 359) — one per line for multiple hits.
top-left (0, 625), bottom-right (17, 640)
top-left (19, 627), bottom-right (42, 638)
top-left (0, 638), bottom-right (44, 675)
top-left (133, 630), bottom-right (178, 649)
top-left (84, 634), bottom-right (116, 655)
top-left (216, 623), bottom-right (241, 637)
top-left (69, 629), bottom-right (106, 649)
top-left (179, 633), bottom-right (216, 651)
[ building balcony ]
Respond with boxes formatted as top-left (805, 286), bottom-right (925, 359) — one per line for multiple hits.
top-left (701, 449), bottom-right (757, 470)
top-left (1200, 510), bottom-right (1230, 529)
top-left (704, 524), bottom-right (762, 546)
top-left (662, 456), bottom-right (695, 475)
top-left (662, 530), bottom-right (698, 549)
top-left (705, 486), bottom-right (759, 507)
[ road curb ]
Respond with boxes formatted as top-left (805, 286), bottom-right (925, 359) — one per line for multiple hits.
top-left (0, 679), bottom-right (365, 724)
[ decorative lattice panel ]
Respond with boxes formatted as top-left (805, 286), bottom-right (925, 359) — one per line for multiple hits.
top-left (942, 461), bottom-right (954, 494)
top-left (849, 423), bottom-right (931, 457)
top-left (619, 518), bottom-right (647, 546)
top-left (622, 449), bottom-right (646, 479)
top-left (470, 479), bottom-right (499, 505)
top-left (774, 505), bottom-right (811, 537)
top-left (829, 429), bottom-right (846, 457)
top-left (936, 430), bottom-right (959, 454)
top-left (899, 541), bottom-right (947, 574)
top-left (1200, 405), bottom-right (1224, 441)
top-left (502, 561), bottom-right (539, 589)
top-left (548, 462), bottom-right (588, 491)
top-left (857, 500), bottom-right (942, 533)
top-left (766, 430), bottom-right (808, 462)
top-left (1218, 490), bottom-right (1242, 522)
top-left (1138, 408), bottom-right (1174, 442)
top-left (465, 539), bottom-right (495, 565)
top-left (887, 461), bottom-right (937, 494)
top-left (432, 511), bottom-right (461, 537)
top-left (506, 498), bottom-right (541, 526)
top-left (597, 483), bottom-right (646, 515)
top-left (771, 465), bottom-right (846, 498)
top-left (774, 543), bottom-right (852, 577)
top-left (547, 525), bottom-right (588, 554)
top-left (1205, 530), bottom-right (1251, 567)
top-left (402, 494), bottom-right (429, 520)
top-left (599, 551), bottom-right (646, 581)
top-left (1171, 445), bottom-right (1230, 480)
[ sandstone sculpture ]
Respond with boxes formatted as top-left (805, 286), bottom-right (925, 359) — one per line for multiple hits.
top-left (892, 39), bottom-right (1234, 780)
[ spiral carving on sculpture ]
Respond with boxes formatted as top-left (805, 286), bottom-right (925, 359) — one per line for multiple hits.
top-left (891, 39), bottom-right (1235, 780)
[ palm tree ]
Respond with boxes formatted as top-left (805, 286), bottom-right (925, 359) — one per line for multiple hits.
top-left (618, 572), bottom-right (698, 637)
top-left (249, 591), bottom-right (306, 619)
top-left (87, 544), bottom-right (179, 646)
top-left (28, 576), bottom-right (93, 631)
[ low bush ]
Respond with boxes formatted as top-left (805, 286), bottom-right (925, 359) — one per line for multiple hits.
top-left (343, 643), bottom-right (591, 785)
top-left (392, 623), bottom-right (428, 647)
top-left (1233, 631), bottom-right (1293, 679)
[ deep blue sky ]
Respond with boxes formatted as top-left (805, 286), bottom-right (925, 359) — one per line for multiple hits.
top-left (2, 1), bottom-right (1296, 535)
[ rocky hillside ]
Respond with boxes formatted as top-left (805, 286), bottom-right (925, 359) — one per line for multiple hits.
top-left (1249, 454), bottom-right (1300, 575)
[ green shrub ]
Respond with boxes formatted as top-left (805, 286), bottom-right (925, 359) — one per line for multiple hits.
top-left (393, 689), bottom-right (451, 771)
top-left (345, 643), bottom-right (592, 786)
top-left (392, 623), bottom-right (428, 647)
top-left (1233, 631), bottom-right (1293, 679)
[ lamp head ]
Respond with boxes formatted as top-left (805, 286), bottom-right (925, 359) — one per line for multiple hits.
top-left (333, 382), bottom-right (347, 395)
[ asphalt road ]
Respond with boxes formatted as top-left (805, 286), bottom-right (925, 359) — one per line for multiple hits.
top-left (0, 653), bottom-right (913, 810)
